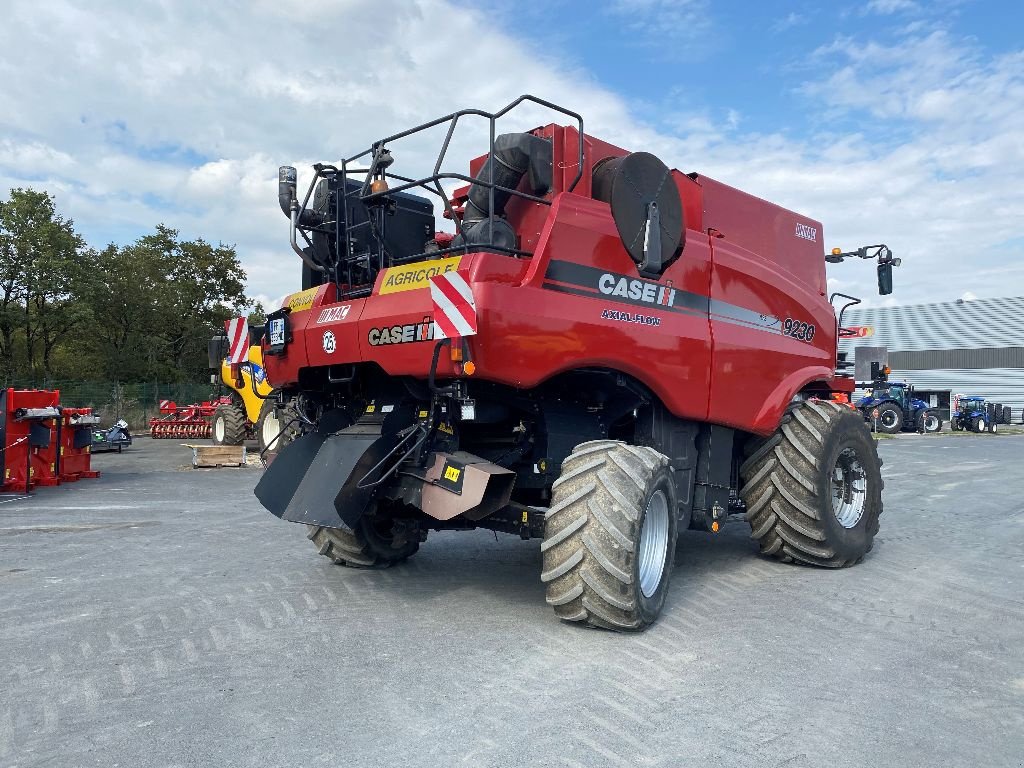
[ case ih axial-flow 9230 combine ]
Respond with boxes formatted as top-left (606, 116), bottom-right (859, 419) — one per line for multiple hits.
top-left (252, 96), bottom-right (897, 631)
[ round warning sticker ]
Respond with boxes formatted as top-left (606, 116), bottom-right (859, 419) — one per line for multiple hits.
top-left (322, 331), bottom-right (336, 354)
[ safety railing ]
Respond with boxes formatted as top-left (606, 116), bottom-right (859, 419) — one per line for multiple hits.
top-left (291, 95), bottom-right (585, 296)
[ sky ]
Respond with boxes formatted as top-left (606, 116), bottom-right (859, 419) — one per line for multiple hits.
top-left (0, 0), bottom-right (1021, 310)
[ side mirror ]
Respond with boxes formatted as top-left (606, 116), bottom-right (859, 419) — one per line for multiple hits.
top-left (877, 262), bottom-right (893, 295)
top-left (208, 335), bottom-right (228, 370)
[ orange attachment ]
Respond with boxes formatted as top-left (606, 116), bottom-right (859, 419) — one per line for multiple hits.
top-left (462, 361), bottom-right (477, 376)
top-left (450, 345), bottom-right (463, 363)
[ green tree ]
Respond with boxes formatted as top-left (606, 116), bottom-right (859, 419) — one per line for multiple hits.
top-left (85, 225), bottom-right (250, 382)
top-left (84, 241), bottom-right (168, 380)
top-left (248, 301), bottom-right (267, 326)
top-left (2, 189), bottom-right (253, 384)
top-left (0, 188), bottom-right (91, 379)
top-left (156, 227), bottom-right (250, 380)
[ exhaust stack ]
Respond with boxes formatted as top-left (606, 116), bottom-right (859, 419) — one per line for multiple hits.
top-left (455, 132), bottom-right (552, 252)
top-left (278, 165), bottom-right (297, 218)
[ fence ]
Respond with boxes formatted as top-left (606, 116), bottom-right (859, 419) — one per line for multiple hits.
top-left (2, 380), bottom-right (216, 430)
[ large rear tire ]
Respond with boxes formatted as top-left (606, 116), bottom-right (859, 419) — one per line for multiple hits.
top-left (212, 404), bottom-right (246, 445)
top-left (541, 440), bottom-right (677, 631)
top-left (875, 402), bottom-right (903, 434)
top-left (740, 400), bottom-right (883, 567)
top-left (307, 513), bottom-right (420, 569)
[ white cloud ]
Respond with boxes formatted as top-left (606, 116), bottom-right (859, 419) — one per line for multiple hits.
top-left (771, 12), bottom-right (807, 33)
top-left (864, 0), bottom-right (919, 14)
top-left (0, 0), bottom-right (1020, 312)
top-left (0, 0), bottom-right (639, 299)
top-left (785, 30), bottom-right (1023, 302)
top-left (0, 140), bottom-right (76, 176)
top-left (606, 0), bottom-right (712, 52)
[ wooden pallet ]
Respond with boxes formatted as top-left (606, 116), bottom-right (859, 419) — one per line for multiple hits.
top-left (184, 444), bottom-right (247, 468)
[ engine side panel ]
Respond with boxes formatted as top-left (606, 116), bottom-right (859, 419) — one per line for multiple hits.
top-left (486, 194), bottom-right (714, 421)
top-left (707, 236), bottom-right (837, 434)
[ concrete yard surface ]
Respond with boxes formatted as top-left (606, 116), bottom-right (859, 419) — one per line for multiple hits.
top-left (1, 435), bottom-right (1022, 767)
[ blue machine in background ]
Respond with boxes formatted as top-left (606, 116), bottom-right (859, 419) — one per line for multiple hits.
top-left (857, 366), bottom-right (943, 434)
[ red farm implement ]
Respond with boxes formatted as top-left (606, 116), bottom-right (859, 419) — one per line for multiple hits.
top-left (149, 398), bottom-right (229, 439)
top-left (0, 390), bottom-right (102, 493)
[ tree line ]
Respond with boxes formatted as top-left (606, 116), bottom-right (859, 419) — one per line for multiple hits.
top-left (0, 187), bottom-right (262, 384)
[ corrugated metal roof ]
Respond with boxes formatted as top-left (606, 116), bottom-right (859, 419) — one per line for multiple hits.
top-left (837, 296), bottom-right (1024, 351)
top-left (888, 347), bottom-right (1024, 370)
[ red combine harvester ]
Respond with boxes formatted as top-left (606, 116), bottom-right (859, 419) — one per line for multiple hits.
top-left (148, 398), bottom-right (229, 439)
top-left (252, 96), bottom-right (898, 630)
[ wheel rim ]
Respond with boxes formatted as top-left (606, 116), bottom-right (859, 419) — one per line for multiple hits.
top-left (925, 415), bottom-right (939, 431)
top-left (261, 409), bottom-right (281, 449)
top-left (831, 447), bottom-right (868, 529)
top-left (880, 411), bottom-right (898, 429)
top-left (213, 417), bottom-right (224, 443)
top-left (637, 489), bottom-right (669, 599)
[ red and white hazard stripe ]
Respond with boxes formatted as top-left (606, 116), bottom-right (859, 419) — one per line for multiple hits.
top-left (430, 272), bottom-right (477, 339)
top-left (225, 317), bottom-right (249, 363)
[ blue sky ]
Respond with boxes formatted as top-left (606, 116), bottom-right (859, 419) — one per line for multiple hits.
top-left (0, 0), bottom-right (1021, 308)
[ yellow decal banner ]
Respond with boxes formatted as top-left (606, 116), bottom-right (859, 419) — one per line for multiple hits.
top-left (378, 257), bottom-right (462, 295)
top-left (281, 287), bottom-right (320, 313)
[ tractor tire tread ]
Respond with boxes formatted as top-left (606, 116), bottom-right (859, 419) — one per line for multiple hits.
top-left (542, 441), bottom-right (668, 631)
top-left (740, 399), bottom-right (881, 568)
top-left (875, 402), bottom-right (903, 434)
top-left (306, 524), bottom-right (417, 569)
top-left (213, 404), bottom-right (247, 446)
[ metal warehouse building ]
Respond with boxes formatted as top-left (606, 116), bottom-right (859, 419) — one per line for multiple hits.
top-left (838, 296), bottom-right (1024, 421)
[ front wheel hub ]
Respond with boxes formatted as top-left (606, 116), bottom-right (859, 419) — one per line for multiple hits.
top-left (262, 409), bottom-right (281, 447)
top-left (831, 446), bottom-right (868, 529)
top-left (637, 489), bottom-right (670, 598)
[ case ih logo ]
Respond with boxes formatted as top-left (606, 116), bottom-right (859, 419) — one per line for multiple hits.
top-left (367, 318), bottom-right (435, 346)
top-left (598, 274), bottom-right (677, 307)
top-left (795, 223), bottom-right (817, 242)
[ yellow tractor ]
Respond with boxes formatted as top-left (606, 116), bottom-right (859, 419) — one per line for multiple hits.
top-left (208, 329), bottom-right (282, 452)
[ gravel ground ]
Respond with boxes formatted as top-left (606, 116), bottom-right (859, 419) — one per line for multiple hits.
top-left (1, 433), bottom-right (1022, 767)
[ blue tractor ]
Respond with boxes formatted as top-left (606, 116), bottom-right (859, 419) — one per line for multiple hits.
top-left (857, 374), bottom-right (943, 434)
top-left (950, 396), bottom-right (995, 433)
